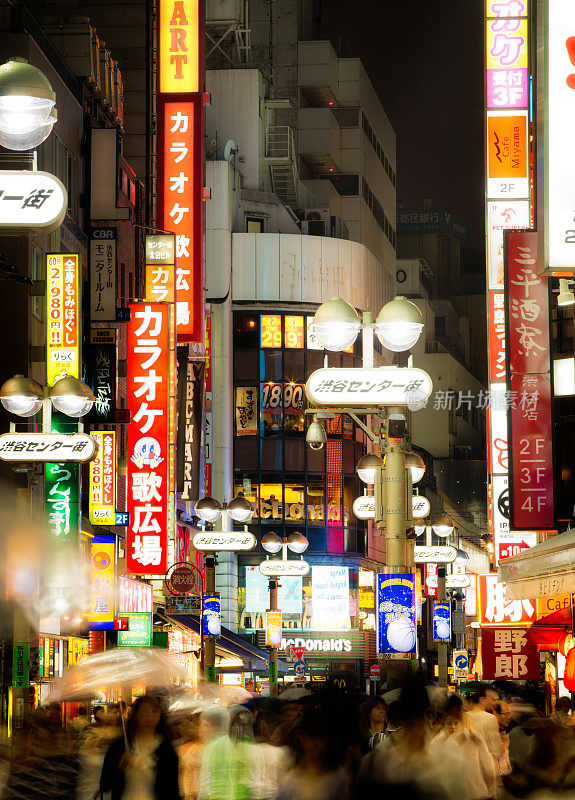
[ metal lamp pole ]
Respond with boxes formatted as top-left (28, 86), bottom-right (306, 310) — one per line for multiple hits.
top-left (268, 577), bottom-right (279, 696)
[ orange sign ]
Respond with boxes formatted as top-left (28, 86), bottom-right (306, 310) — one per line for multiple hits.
top-left (261, 315), bottom-right (282, 348)
top-left (487, 112), bottom-right (528, 179)
top-left (537, 594), bottom-right (571, 618)
top-left (159, 0), bottom-right (201, 93)
top-left (285, 315), bottom-right (305, 349)
top-left (477, 573), bottom-right (538, 627)
top-left (46, 253), bottom-right (80, 385)
top-left (145, 263), bottom-right (175, 303)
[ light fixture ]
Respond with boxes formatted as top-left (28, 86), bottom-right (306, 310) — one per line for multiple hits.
top-left (558, 279), bottom-right (575, 307)
top-left (432, 514), bottom-right (454, 537)
top-left (486, 541), bottom-right (494, 555)
top-left (0, 374), bottom-right (43, 417)
top-left (306, 418), bottom-right (327, 450)
top-left (311, 296), bottom-right (361, 351)
top-left (261, 532), bottom-right (282, 554)
top-left (414, 524), bottom-right (426, 537)
top-left (356, 453), bottom-right (384, 484)
top-left (287, 531), bottom-right (309, 554)
top-left (49, 376), bottom-right (95, 417)
top-left (455, 548), bottom-right (469, 564)
top-left (0, 60), bottom-right (56, 150)
top-left (405, 452), bottom-right (426, 484)
top-left (195, 496), bottom-right (222, 523)
top-left (375, 296), bottom-right (424, 352)
top-left (227, 494), bottom-right (254, 523)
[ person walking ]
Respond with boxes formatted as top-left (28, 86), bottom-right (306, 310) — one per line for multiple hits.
top-left (357, 698), bottom-right (387, 752)
top-left (467, 687), bottom-right (504, 770)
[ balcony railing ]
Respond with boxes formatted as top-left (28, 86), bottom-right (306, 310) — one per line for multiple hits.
top-left (265, 125), bottom-right (295, 161)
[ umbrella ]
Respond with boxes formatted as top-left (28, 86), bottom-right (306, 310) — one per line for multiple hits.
top-left (167, 682), bottom-right (253, 715)
top-left (45, 647), bottom-right (187, 703)
top-left (278, 687), bottom-right (311, 701)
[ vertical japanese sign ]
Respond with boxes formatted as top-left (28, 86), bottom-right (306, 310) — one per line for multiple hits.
top-left (45, 462), bottom-right (79, 544)
top-left (86, 329), bottom-right (117, 424)
top-left (205, 314), bottom-right (212, 494)
top-left (505, 230), bottom-right (554, 529)
top-left (46, 254), bottom-right (80, 386)
top-left (481, 627), bottom-right (539, 679)
top-left (477, 573), bottom-right (537, 626)
top-left (376, 573), bottom-right (417, 658)
top-left (89, 431), bottom-right (116, 525)
top-left (90, 537), bottom-right (115, 630)
top-left (537, 0), bottom-right (575, 273)
top-left (235, 387), bottom-right (258, 436)
top-left (485, 0), bottom-right (531, 563)
top-left (145, 233), bottom-right (176, 303)
top-left (177, 359), bottom-right (204, 500)
top-left (90, 228), bottom-right (117, 321)
top-left (127, 304), bottom-right (169, 574)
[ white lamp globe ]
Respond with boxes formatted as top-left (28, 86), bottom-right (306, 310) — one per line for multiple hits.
top-left (455, 548), bottom-right (469, 564)
top-left (261, 532), bottom-right (283, 554)
top-left (356, 453), bottom-right (384, 485)
top-left (0, 375), bottom-right (43, 417)
top-left (311, 297), bottom-right (361, 351)
top-left (414, 524), bottom-right (426, 537)
top-left (405, 452), bottom-right (426, 484)
top-left (49, 376), bottom-right (95, 417)
top-left (0, 60), bottom-right (56, 150)
top-left (195, 496), bottom-right (222, 523)
top-left (375, 296), bottom-right (424, 352)
top-left (287, 531), bottom-right (309, 554)
top-left (432, 514), bottom-right (455, 538)
top-left (227, 494), bottom-right (254, 523)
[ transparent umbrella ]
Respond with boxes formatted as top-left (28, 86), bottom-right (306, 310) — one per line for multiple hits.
top-left (167, 682), bottom-right (252, 716)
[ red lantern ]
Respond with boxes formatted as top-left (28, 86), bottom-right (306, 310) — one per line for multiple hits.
top-left (564, 648), bottom-right (575, 691)
top-left (559, 632), bottom-right (575, 657)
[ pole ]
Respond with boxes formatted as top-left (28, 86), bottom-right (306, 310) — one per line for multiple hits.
top-left (437, 566), bottom-right (448, 688)
top-left (268, 578), bottom-right (278, 697)
top-left (203, 554), bottom-right (216, 682)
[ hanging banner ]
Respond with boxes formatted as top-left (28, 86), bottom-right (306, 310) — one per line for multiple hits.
top-left (90, 537), bottom-right (115, 630)
top-left (127, 304), bottom-right (169, 574)
top-left (265, 610), bottom-right (283, 647)
top-left (505, 230), bottom-right (554, 529)
top-left (376, 573), bottom-right (417, 658)
top-left (46, 254), bottom-right (80, 386)
top-left (89, 431), bottom-right (116, 525)
top-left (481, 627), bottom-right (539, 680)
top-left (90, 228), bottom-right (117, 321)
top-left (432, 601), bottom-right (452, 641)
top-left (86, 329), bottom-right (117, 424)
top-left (45, 462), bottom-right (80, 545)
top-left (235, 387), bottom-right (258, 436)
top-left (202, 594), bottom-right (221, 636)
top-left (177, 357), bottom-right (204, 500)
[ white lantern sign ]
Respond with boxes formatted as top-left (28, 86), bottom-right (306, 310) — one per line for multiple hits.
top-left (0, 170), bottom-right (67, 235)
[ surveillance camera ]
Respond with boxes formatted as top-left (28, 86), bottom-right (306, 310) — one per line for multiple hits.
top-left (306, 419), bottom-right (326, 450)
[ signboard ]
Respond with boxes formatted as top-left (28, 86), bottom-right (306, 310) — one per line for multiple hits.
top-left (275, 630), bottom-right (365, 658)
top-left (192, 531), bottom-right (256, 551)
top-left (453, 650), bottom-right (469, 680)
top-left (311, 566), bottom-right (350, 631)
top-left (165, 594), bottom-right (201, 615)
top-left (432, 601), bottom-right (452, 641)
top-left (116, 512), bottom-right (130, 526)
top-left (489, 292), bottom-right (507, 380)
top-left (477, 573), bottom-right (537, 626)
top-left (488, 201), bottom-right (531, 289)
top-left (202, 594), bottom-right (221, 636)
top-left (265, 610), bottom-right (282, 646)
top-left (413, 546), bottom-right (457, 563)
top-left (117, 612), bottom-right (153, 647)
top-left (412, 495), bottom-right (430, 519)
top-left (0, 432), bottom-right (96, 462)
top-left (424, 563), bottom-right (438, 598)
top-left (426, 573), bottom-right (471, 589)
top-left (538, 0), bottom-right (575, 272)
top-left (492, 474), bottom-right (510, 554)
top-left (376, 573), bottom-right (417, 658)
top-left (353, 495), bottom-right (375, 520)
top-left (306, 367), bottom-right (433, 408)
top-left (235, 387), bottom-right (258, 436)
top-left (0, 170), bottom-right (66, 234)
top-left (90, 228), bottom-right (117, 320)
top-left (12, 643), bottom-right (29, 688)
top-left (89, 431), bottom-right (116, 525)
top-left (159, 0), bottom-right (201, 93)
top-left (506, 230), bottom-right (554, 529)
top-left (486, 111), bottom-right (529, 199)
top-left (294, 660), bottom-right (306, 676)
top-left (166, 563), bottom-right (197, 595)
top-left (90, 538), bottom-right (115, 630)
top-left (370, 663), bottom-right (381, 679)
top-left (45, 462), bottom-right (79, 545)
top-left (127, 304), bottom-right (169, 574)
top-left (46, 254), bottom-right (80, 386)
top-left (118, 576), bottom-right (153, 613)
top-left (245, 566), bottom-right (302, 614)
top-left (145, 262), bottom-right (174, 304)
top-left (259, 559), bottom-right (310, 576)
top-left (498, 533), bottom-right (537, 562)
top-left (481, 627), bottom-right (540, 680)
top-left (86, 329), bottom-right (117, 424)
top-left (146, 234), bottom-right (176, 264)
top-left (177, 360), bottom-right (204, 500)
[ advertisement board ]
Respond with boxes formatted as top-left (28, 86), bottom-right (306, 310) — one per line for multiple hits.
top-left (90, 537), bottom-right (115, 630)
top-left (90, 228), bottom-right (117, 321)
top-left (245, 566), bottom-right (302, 614)
top-left (481, 627), bottom-right (540, 680)
top-left (432, 602), bottom-right (452, 641)
top-left (202, 594), bottom-right (221, 636)
top-left (376, 573), bottom-right (417, 658)
top-left (89, 431), bottom-right (116, 525)
top-left (117, 612), bottom-right (153, 647)
top-left (311, 566), bottom-right (350, 630)
top-left (477, 573), bottom-right (537, 626)
top-left (265, 611), bottom-right (283, 646)
top-left (46, 254), bottom-right (80, 386)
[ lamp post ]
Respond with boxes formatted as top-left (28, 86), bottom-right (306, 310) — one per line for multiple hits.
top-left (261, 531), bottom-right (309, 697)
top-left (195, 493), bottom-right (255, 682)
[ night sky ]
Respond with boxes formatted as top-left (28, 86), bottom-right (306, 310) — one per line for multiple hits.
top-left (319, 0), bottom-right (485, 251)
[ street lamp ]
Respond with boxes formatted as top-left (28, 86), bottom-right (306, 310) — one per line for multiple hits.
top-left (356, 453), bottom-right (384, 484)
top-left (310, 297), bottom-right (361, 351)
top-left (375, 296), bottom-right (424, 352)
top-left (0, 374), bottom-right (95, 423)
top-left (405, 452), bottom-right (426, 484)
top-left (261, 532), bottom-right (282, 553)
top-left (0, 59), bottom-right (57, 151)
top-left (432, 514), bottom-right (455, 538)
top-left (49, 376), bottom-right (95, 418)
top-left (0, 375), bottom-right (43, 416)
top-left (195, 493), bottom-right (255, 523)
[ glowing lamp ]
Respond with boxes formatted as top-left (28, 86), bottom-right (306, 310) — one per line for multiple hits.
top-left (356, 453), bottom-right (384, 485)
top-left (375, 296), bottom-right (423, 352)
top-left (311, 297), bottom-right (361, 351)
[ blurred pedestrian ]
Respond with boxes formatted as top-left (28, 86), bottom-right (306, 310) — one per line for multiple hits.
top-left (467, 687), bottom-right (504, 769)
top-left (178, 715), bottom-right (202, 800)
top-left (357, 698), bottom-right (387, 751)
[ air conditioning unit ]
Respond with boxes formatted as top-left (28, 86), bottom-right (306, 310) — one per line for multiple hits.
top-left (301, 219), bottom-right (327, 236)
top-left (305, 208), bottom-right (330, 225)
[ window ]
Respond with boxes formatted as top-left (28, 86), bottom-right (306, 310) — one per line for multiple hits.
top-left (325, 174), bottom-right (359, 196)
top-left (362, 179), bottom-right (396, 248)
top-left (247, 217), bottom-right (264, 233)
top-left (361, 114), bottom-right (396, 187)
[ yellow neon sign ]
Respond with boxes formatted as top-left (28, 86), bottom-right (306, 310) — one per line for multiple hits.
top-left (159, 0), bottom-right (200, 93)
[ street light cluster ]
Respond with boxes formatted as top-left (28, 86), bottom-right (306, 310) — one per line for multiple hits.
top-left (0, 374), bottom-right (95, 418)
top-left (356, 452), bottom-right (426, 485)
top-left (0, 59), bottom-right (57, 151)
top-left (195, 494), bottom-right (255, 524)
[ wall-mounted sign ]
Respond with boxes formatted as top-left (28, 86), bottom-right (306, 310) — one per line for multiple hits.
top-left (453, 650), bottom-right (469, 680)
top-left (0, 432), bottom-right (97, 462)
top-left (146, 233), bottom-right (176, 264)
top-left (477, 573), bottom-right (537, 626)
top-left (90, 228), bottom-right (117, 321)
top-left (413, 546), bottom-right (457, 563)
top-left (275, 630), bottom-right (365, 658)
top-left (311, 566), bottom-right (350, 631)
top-left (118, 576), bottom-right (153, 613)
top-left (259, 559), bottom-right (310, 577)
top-left (12, 643), bottom-right (29, 688)
top-left (487, 201), bottom-right (531, 289)
top-left (306, 367), bottom-right (433, 408)
top-left (86, 329), bottom-right (117, 424)
top-left (90, 537), bottom-right (115, 630)
top-left (165, 562), bottom-right (197, 595)
top-left (89, 431), bottom-right (116, 525)
top-left (202, 594), bottom-right (221, 636)
top-left (265, 610), bottom-right (282, 646)
top-left (245, 566), bottom-right (302, 614)
top-left (376, 573), bottom-right (417, 658)
top-left (426, 573), bottom-right (471, 589)
top-left (46, 254), bottom-right (80, 386)
top-left (432, 601), bottom-right (452, 642)
top-left (486, 111), bottom-right (529, 199)
top-left (117, 612), bottom-right (153, 647)
top-left (235, 387), bottom-right (258, 436)
top-left (165, 595), bottom-right (201, 615)
top-left (481, 627), bottom-right (539, 680)
top-left (116, 512), bottom-right (130, 526)
top-left (159, 0), bottom-right (201, 93)
top-left (412, 495), bottom-right (430, 519)
top-left (0, 170), bottom-right (66, 234)
top-left (178, 360), bottom-right (204, 501)
top-left (127, 304), bottom-right (169, 574)
top-left (353, 495), bottom-right (375, 520)
top-left (192, 531), bottom-right (256, 551)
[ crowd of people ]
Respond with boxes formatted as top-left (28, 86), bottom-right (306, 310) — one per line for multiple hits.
top-left (3, 679), bottom-right (575, 800)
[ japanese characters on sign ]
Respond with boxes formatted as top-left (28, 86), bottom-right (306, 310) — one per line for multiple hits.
top-left (477, 573), bottom-right (537, 626)
top-left (377, 574), bottom-right (417, 659)
top-left (118, 576), bottom-right (153, 613)
top-left (505, 230), bottom-right (554, 529)
top-left (453, 650), bottom-right (469, 680)
top-left (86, 329), bottom-right (117, 424)
top-left (259, 559), bottom-right (310, 577)
top-left (432, 602), bottom-right (452, 642)
top-left (265, 611), bottom-right (283, 647)
top-left (127, 304), bottom-right (169, 574)
top-left (489, 292), bottom-right (507, 379)
top-left (481, 627), bottom-right (539, 680)
top-left (202, 594), bottom-right (221, 636)
top-left (0, 170), bottom-right (67, 234)
top-left (537, 0), bottom-right (575, 272)
top-left (89, 431), bottom-right (116, 525)
top-left (353, 495), bottom-right (375, 520)
top-left (486, 111), bottom-right (529, 199)
top-left (12, 643), bottom-right (29, 688)
top-left (413, 546), bottom-right (457, 563)
top-left (118, 612), bottom-right (153, 646)
top-left (486, 1), bottom-right (529, 109)
top-left (305, 367), bottom-right (433, 408)
top-left (46, 254), bottom-right (80, 386)
top-left (488, 201), bottom-right (531, 289)
top-left (90, 538), bottom-right (115, 630)
top-left (90, 228), bottom-right (117, 321)
top-left (235, 386), bottom-right (258, 436)
top-left (0, 432), bottom-right (96, 462)
top-left (192, 531), bottom-right (256, 551)
top-left (146, 234), bottom-right (176, 264)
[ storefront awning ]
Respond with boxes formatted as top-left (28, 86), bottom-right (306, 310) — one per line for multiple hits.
top-left (498, 529), bottom-right (575, 600)
top-left (160, 613), bottom-right (289, 673)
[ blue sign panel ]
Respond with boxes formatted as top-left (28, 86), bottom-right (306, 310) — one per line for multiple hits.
top-left (115, 511), bottom-right (130, 526)
top-left (202, 594), bottom-right (221, 636)
top-left (376, 573), bottom-right (417, 657)
top-left (165, 595), bottom-right (201, 615)
top-left (433, 602), bottom-right (452, 641)
top-left (294, 660), bottom-right (306, 676)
